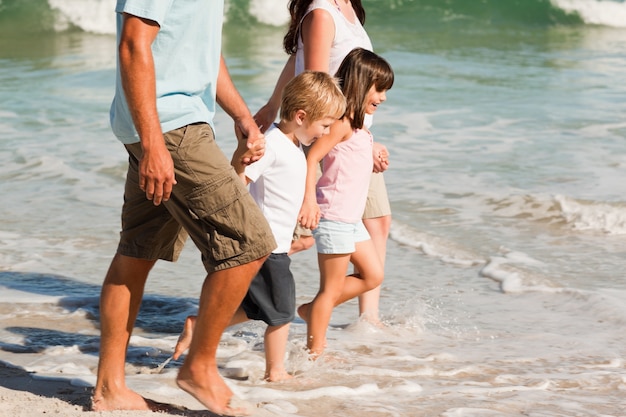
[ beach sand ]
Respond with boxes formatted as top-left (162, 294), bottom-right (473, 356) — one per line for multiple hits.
top-left (0, 361), bottom-right (272, 417)
top-left (0, 361), bottom-right (96, 417)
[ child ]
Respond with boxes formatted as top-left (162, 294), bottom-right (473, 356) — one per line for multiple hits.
top-left (173, 71), bottom-right (346, 381)
top-left (297, 48), bottom-right (394, 356)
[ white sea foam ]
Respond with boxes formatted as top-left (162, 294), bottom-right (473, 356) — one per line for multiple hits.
top-left (48, 0), bottom-right (116, 34)
top-left (44, 0), bottom-right (290, 34)
top-left (556, 194), bottom-right (626, 234)
top-left (0, 287), bottom-right (62, 304)
top-left (552, 0), bottom-right (626, 27)
top-left (389, 220), bottom-right (485, 267)
top-left (249, 0), bottom-right (290, 26)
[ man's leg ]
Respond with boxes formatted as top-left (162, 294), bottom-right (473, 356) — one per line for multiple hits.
top-left (177, 256), bottom-right (267, 416)
top-left (92, 253), bottom-right (156, 411)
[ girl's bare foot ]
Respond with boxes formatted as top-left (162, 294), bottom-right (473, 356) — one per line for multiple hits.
top-left (173, 315), bottom-right (196, 360)
top-left (298, 303), bottom-right (328, 356)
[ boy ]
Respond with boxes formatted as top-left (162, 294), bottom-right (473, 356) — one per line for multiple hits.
top-left (173, 71), bottom-right (346, 381)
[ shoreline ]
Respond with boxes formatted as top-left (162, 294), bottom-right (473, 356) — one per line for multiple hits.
top-left (0, 361), bottom-right (217, 417)
top-left (0, 361), bottom-right (94, 416)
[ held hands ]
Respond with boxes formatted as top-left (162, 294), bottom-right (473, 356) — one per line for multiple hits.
top-left (235, 117), bottom-right (266, 165)
top-left (372, 142), bottom-right (389, 173)
top-left (298, 196), bottom-right (321, 230)
top-left (139, 139), bottom-right (177, 206)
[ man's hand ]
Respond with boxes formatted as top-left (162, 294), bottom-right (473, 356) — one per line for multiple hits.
top-left (234, 117), bottom-right (265, 165)
top-left (139, 140), bottom-right (176, 205)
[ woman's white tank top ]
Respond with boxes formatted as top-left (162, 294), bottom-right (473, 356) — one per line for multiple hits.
top-left (295, 0), bottom-right (373, 76)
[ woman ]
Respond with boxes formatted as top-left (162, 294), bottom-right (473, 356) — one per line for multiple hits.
top-left (255, 0), bottom-right (391, 324)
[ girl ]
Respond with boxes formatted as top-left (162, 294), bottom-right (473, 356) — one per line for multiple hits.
top-left (297, 48), bottom-right (394, 356)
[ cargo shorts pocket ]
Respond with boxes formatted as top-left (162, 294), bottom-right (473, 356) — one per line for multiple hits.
top-left (185, 172), bottom-right (248, 262)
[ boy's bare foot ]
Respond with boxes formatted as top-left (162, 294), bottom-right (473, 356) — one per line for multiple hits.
top-left (296, 303), bottom-right (311, 323)
top-left (177, 366), bottom-right (251, 416)
top-left (173, 315), bottom-right (196, 360)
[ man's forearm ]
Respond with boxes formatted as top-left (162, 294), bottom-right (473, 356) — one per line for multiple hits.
top-left (216, 55), bottom-right (252, 124)
top-left (119, 14), bottom-right (163, 148)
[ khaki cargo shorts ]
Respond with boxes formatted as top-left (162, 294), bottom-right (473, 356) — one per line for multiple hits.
top-left (117, 123), bottom-right (276, 273)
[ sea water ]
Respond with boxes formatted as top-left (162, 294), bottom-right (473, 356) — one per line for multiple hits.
top-left (1, 0), bottom-right (626, 415)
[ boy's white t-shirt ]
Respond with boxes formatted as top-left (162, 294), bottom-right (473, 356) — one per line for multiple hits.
top-left (245, 125), bottom-right (306, 253)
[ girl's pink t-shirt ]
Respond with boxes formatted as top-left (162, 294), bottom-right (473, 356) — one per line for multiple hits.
top-left (316, 128), bottom-right (373, 223)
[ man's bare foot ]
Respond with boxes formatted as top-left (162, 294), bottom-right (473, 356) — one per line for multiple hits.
top-left (91, 387), bottom-right (166, 412)
top-left (173, 315), bottom-right (196, 360)
top-left (177, 367), bottom-right (251, 416)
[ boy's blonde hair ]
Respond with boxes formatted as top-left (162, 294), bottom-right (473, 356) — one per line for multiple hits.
top-left (280, 71), bottom-right (346, 123)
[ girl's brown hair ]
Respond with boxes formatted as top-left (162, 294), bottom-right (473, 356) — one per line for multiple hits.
top-left (283, 0), bottom-right (366, 55)
top-left (335, 48), bottom-right (394, 130)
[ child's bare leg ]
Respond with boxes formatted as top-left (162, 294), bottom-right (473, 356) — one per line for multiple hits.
top-left (173, 315), bottom-right (196, 360)
top-left (338, 239), bottom-right (384, 303)
top-left (288, 235), bottom-right (314, 256)
top-left (263, 324), bottom-right (292, 382)
top-left (306, 240), bottom-right (383, 315)
top-left (174, 308), bottom-right (249, 361)
top-left (305, 253), bottom-right (351, 355)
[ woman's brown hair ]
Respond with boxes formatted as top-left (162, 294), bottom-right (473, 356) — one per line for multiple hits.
top-left (283, 0), bottom-right (366, 55)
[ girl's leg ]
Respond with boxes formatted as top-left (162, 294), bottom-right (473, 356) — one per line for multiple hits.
top-left (306, 253), bottom-right (351, 355)
top-left (336, 239), bottom-right (384, 305)
top-left (304, 241), bottom-right (383, 354)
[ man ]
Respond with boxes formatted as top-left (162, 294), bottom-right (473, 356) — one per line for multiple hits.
top-left (91, 1), bottom-right (276, 415)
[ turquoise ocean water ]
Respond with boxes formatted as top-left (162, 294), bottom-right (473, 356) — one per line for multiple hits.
top-left (1, 0), bottom-right (626, 415)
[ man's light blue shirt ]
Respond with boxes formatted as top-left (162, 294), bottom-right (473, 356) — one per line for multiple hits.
top-left (110, 0), bottom-right (224, 144)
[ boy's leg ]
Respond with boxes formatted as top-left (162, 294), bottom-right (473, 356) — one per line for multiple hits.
top-left (92, 254), bottom-right (156, 411)
top-left (173, 307), bottom-right (250, 360)
top-left (264, 323), bottom-right (292, 382)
